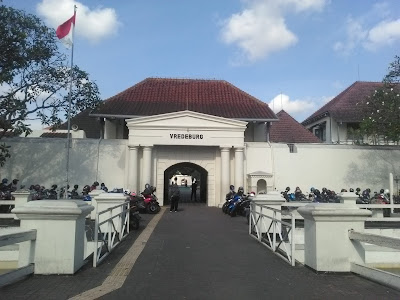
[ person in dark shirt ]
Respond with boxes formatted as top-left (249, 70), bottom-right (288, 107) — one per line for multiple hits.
top-left (170, 177), bottom-right (180, 212)
top-left (191, 178), bottom-right (198, 202)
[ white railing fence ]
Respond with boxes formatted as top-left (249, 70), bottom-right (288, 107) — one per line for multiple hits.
top-left (281, 203), bottom-right (400, 221)
top-left (93, 201), bottom-right (130, 267)
top-left (249, 202), bottom-right (296, 266)
top-left (349, 229), bottom-right (400, 290)
top-left (0, 229), bottom-right (36, 287)
top-left (349, 229), bottom-right (400, 251)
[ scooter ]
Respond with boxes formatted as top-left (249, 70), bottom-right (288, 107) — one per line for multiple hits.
top-left (128, 197), bottom-right (141, 230)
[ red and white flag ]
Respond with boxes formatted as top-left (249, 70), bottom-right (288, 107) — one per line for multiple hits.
top-left (56, 12), bottom-right (76, 47)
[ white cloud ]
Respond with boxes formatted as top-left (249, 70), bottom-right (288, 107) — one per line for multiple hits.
top-left (220, 0), bottom-right (328, 63)
top-left (37, 0), bottom-right (120, 44)
top-left (333, 18), bottom-right (367, 55)
top-left (268, 93), bottom-right (315, 114)
top-left (267, 93), bottom-right (333, 121)
top-left (365, 19), bottom-right (400, 50)
top-left (334, 4), bottom-right (400, 55)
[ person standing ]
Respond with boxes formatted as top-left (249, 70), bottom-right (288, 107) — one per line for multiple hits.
top-left (191, 178), bottom-right (198, 202)
top-left (170, 177), bottom-right (180, 212)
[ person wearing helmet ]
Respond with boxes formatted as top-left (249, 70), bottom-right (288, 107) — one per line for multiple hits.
top-left (101, 182), bottom-right (108, 192)
top-left (236, 186), bottom-right (244, 197)
top-left (349, 188), bottom-right (354, 193)
top-left (142, 184), bottom-right (153, 197)
top-left (83, 185), bottom-right (91, 195)
top-left (226, 185), bottom-right (235, 200)
top-left (90, 181), bottom-right (99, 192)
top-left (82, 185), bottom-right (92, 201)
top-left (0, 178), bottom-right (8, 192)
top-left (71, 184), bottom-right (80, 199)
top-left (9, 179), bottom-right (19, 192)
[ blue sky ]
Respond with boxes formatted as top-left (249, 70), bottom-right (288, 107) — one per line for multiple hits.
top-left (6, 0), bottom-right (400, 123)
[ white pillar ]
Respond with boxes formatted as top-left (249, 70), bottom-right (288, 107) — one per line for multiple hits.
top-left (89, 189), bottom-right (105, 220)
top-left (220, 147), bottom-right (230, 206)
top-left (13, 200), bottom-right (94, 274)
top-left (234, 147), bottom-right (244, 190)
top-left (11, 190), bottom-right (32, 220)
top-left (298, 192), bottom-right (371, 272)
top-left (128, 146), bottom-right (139, 192)
top-left (95, 193), bottom-right (128, 233)
top-left (142, 146), bottom-right (153, 186)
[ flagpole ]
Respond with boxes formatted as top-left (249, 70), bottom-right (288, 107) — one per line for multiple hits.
top-left (65, 5), bottom-right (77, 199)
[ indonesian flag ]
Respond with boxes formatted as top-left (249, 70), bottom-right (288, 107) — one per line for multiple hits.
top-left (56, 12), bottom-right (76, 47)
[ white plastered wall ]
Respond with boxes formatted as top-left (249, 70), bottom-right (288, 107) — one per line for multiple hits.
top-left (0, 138), bottom-right (127, 190)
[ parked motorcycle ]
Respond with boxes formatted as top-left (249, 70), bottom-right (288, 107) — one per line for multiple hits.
top-left (141, 184), bottom-right (161, 214)
top-left (127, 196), bottom-right (141, 230)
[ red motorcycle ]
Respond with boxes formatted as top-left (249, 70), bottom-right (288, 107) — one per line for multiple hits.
top-left (128, 186), bottom-right (160, 214)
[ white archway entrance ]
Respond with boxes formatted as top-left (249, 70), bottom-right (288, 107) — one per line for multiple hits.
top-left (125, 111), bottom-right (247, 207)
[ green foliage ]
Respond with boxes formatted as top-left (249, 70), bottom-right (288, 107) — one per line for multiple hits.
top-left (384, 55), bottom-right (400, 84)
top-left (0, 5), bottom-right (101, 165)
top-left (0, 143), bottom-right (11, 167)
top-left (360, 85), bottom-right (400, 144)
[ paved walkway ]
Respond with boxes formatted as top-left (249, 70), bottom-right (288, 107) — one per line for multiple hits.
top-left (2, 203), bottom-right (400, 299)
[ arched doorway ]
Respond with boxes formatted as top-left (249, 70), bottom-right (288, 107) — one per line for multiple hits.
top-left (257, 179), bottom-right (267, 194)
top-left (163, 162), bottom-right (208, 204)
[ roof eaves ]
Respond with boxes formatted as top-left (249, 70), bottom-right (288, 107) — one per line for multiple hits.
top-left (89, 113), bottom-right (141, 119)
top-left (236, 118), bottom-right (279, 122)
top-left (302, 111), bottom-right (330, 125)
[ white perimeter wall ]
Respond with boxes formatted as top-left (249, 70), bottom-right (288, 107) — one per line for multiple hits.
top-left (1, 138), bottom-right (399, 201)
top-left (0, 138), bottom-right (127, 190)
top-left (270, 143), bottom-right (400, 193)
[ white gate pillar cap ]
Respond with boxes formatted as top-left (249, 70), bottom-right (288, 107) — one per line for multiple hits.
top-left (95, 193), bottom-right (128, 202)
top-left (298, 202), bottom-right (371, 221)
top-left (11, 189), bottom-right (32, 196)
top-left (89, 189), bottom-right (105, 197)
top-left (338, 192), bottom-right (360, 205)
top-left (253, 191), bottom-right (285, 204)
top-left (12, 200), bottom-right (94, 220)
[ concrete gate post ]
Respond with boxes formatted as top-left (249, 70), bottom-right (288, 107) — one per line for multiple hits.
top-left (13, 200), bottom-right (94, 274)
top-left (95, 193), bottom-right (129, 233)
top-left (89, 189), bottom-right (105, 220)
top-left (298, 192), bottom-right (371, 272)
top-left (11, 190), bottom-right (32, 220)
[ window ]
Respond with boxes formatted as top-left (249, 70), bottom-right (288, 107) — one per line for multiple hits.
top-left (287, 143), bottom-right (297, 153)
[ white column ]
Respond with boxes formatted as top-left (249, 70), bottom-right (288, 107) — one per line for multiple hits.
top-left (13, 200), bottom-right (94, 274)
top-left (11, 190), bottom-right (32, 220)
top-left (220, 147), bottom-right (230, 206)
top-left (234, 147), bottom-right (244, 190)
top-left (298, 192), bottom-right (371, 272)
top-left (142, 146), bottom-right (153, 186)
top-left (128, 146), bottom-right (139, 192)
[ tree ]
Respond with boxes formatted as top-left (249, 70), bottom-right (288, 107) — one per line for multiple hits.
top-left (0, 5), bottom-right (101, 166)
top-left (359, 56), bottom-right (400, 145)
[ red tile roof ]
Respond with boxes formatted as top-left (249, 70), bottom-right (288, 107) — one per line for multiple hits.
top-left (302, 81), bottom-right (384, 125)
top-left (92, 78), bottom-right (278, 120)
top-left (270, 110), bottom-right (321, 143)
